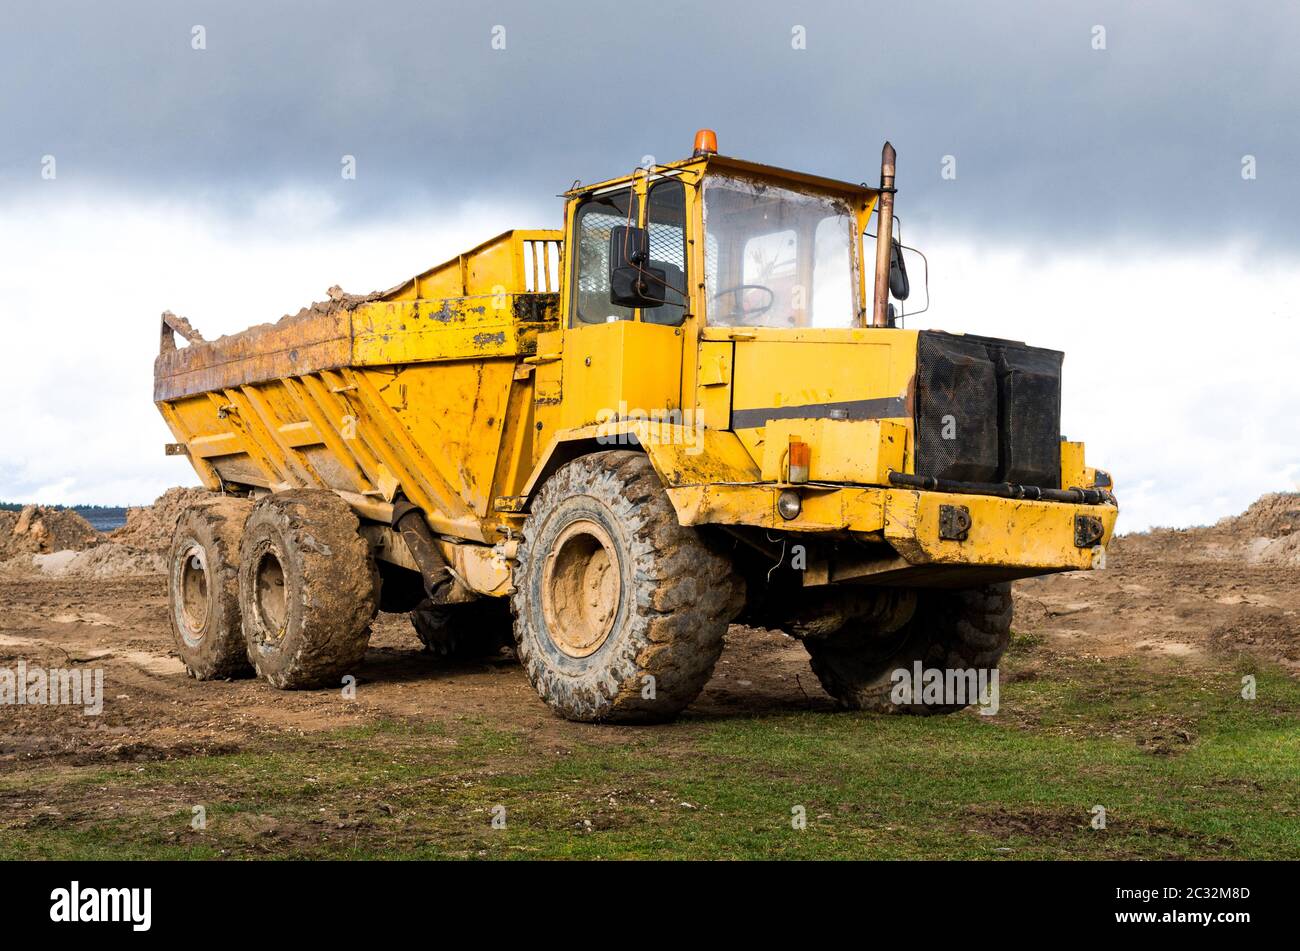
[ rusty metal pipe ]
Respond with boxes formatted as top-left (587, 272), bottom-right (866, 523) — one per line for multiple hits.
top-left (391, 497), bottom-right (455, 599)
top-left (871, 141), bottom-right (897, 328)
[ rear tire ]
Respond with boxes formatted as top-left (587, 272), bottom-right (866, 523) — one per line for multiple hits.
top-left (411, 599), bottom-right (514, 659)
top-left (512, 451), bottom-right (744, 723)
top-left (167, 497), bottom-right (254, 680)
top-left (238, 490), bottom-right (378, 689)
top-left (804, 583), bottom-right (1012, 714)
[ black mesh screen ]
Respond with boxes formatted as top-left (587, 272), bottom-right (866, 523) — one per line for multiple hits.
top-left (644, 180), bottom-right (687, 325)
top-left (997, 345), bottom-right (1062, 487)
top-left (915, 334), bottom-right (1000, 482)
top-left (915, 332), bottom-right (1064, 488)
top-left (572, 190), bottom-right (637, 325)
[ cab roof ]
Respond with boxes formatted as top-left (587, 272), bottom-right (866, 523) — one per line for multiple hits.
top-left (566, 152), bottom-right (879, 206)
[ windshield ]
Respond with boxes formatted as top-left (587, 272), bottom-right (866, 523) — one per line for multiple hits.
top-left (702, 174), bottom-right (859, 329)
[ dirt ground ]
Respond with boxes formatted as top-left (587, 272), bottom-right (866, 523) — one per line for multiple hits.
top-left (0, 490), bottom-right (1296, 772)
top-left (1017, 494), bottom-right (1300, 676)
top-left (0, 577), bottom-right (829, 770)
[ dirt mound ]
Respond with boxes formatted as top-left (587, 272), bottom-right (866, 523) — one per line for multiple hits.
top-left (0, 506), bottom-right (101, 558)
top-left (35, 543), bottom-right (166, 578)
top-left (1214, 492), bottom-right (1300, 539)
top-left (110, 487), bottom-right (213, 554)
top-left (1215, 494), bottom-right (1300, 566)
top-left (1113, 491), bottom-right (1300, 568)
top-left (0, 487), bottom-right (211, 577)
top-left (1021, 489), bottom-right (1300, 677)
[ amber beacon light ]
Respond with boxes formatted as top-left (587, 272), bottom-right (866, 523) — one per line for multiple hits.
top-left (693, 128), bottom-right (718, 156)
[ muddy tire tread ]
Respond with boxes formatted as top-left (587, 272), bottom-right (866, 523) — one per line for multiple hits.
top-left (168, 496), bottom-right (254, 680)
top-left (238, 489), bottom-right (378, 689)
top-left (806, 583), bottom-right (1012, 715)
top-left (512, 451), bottom-right (743, 723)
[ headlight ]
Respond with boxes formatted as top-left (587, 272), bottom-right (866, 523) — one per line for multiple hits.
top-left (777, 489), bottom-right (802, 520)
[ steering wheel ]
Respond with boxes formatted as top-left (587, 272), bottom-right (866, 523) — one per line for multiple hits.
top-left (710, 284), bottom-right (775, 324)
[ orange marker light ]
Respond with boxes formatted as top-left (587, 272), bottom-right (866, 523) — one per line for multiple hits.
top-left (693, 128), bottom-right (718, 156)
top-left (788, 439), bottom-right (810, 484)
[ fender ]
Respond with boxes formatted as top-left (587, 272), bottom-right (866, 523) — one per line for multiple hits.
top-left (516, 422), bottom-right (760, 518)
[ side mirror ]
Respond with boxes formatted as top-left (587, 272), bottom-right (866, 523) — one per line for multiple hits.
top-left (889, 238), bottom-right (910, 301)
top-left (609, 225), bottom-right (668, 307)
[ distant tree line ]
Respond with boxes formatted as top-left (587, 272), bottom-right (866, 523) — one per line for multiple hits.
top-left (0, 502), bottom-right (129, 514)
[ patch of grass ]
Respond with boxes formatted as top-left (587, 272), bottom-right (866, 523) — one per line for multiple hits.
top-left (2, 651), bottom-right (1297, 860)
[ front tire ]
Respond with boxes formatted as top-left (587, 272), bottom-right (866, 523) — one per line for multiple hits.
top-left (512, 451), bottom-right (744, 723)
top-left (804, 583), bottom-right (1012, 714)
top-left (238, 490), bottom-right (378, 689)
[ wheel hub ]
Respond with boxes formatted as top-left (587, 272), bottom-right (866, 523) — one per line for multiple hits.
top-left (254, 549), bottom-right (288, 639)
top-left (177, 543), bottom-right (210, 647)
top-left (541, 519), bottom-right (621, 657)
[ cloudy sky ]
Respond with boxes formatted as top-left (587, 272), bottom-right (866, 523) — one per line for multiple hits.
top-left (2, 1), bottom-right (1297, 532)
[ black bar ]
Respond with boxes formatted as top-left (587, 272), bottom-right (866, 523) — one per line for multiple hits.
top-left (888, 470), bottom-right (1114, 505)
top-left (0, 860), bottom-right (1282, 938)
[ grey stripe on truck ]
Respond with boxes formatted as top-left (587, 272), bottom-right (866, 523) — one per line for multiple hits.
top-left (730, 396), bottom-right (908, 430)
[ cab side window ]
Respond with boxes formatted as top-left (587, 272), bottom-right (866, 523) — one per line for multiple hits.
top-left (572, 189), bottom-right (638, 326)
top-left (642, 180), bottom-right (688, 326)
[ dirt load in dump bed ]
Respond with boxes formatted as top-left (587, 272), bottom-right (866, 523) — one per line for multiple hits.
top-left (162, 285), bottom-right (387, 352)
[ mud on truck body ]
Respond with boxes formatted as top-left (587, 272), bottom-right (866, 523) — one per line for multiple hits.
top-left (155, 132), bottom-right (1116, 722)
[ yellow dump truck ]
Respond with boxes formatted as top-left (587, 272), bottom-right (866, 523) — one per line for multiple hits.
top-left (155, 131), bottom-right (1116, 722)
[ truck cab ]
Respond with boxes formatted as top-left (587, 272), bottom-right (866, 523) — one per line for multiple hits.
top-left (526, 131), bottom-right (1115, 591)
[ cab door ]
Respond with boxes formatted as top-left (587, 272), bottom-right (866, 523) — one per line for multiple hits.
top-left (552, 178), bottom-right (688, 433)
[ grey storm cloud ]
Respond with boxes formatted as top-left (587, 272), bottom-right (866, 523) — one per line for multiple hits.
top-left (3, 0), bottom-right (1296, 246)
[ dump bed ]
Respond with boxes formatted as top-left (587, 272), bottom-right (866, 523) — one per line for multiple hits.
top-left (155, 229), bottom-right (562, 544)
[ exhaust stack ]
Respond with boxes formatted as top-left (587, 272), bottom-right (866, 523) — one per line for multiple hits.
top-left (871, 141), bottom-right (897, 328)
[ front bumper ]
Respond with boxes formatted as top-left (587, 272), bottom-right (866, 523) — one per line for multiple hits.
top-left (667, 482), bottom-right (1118, 582)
